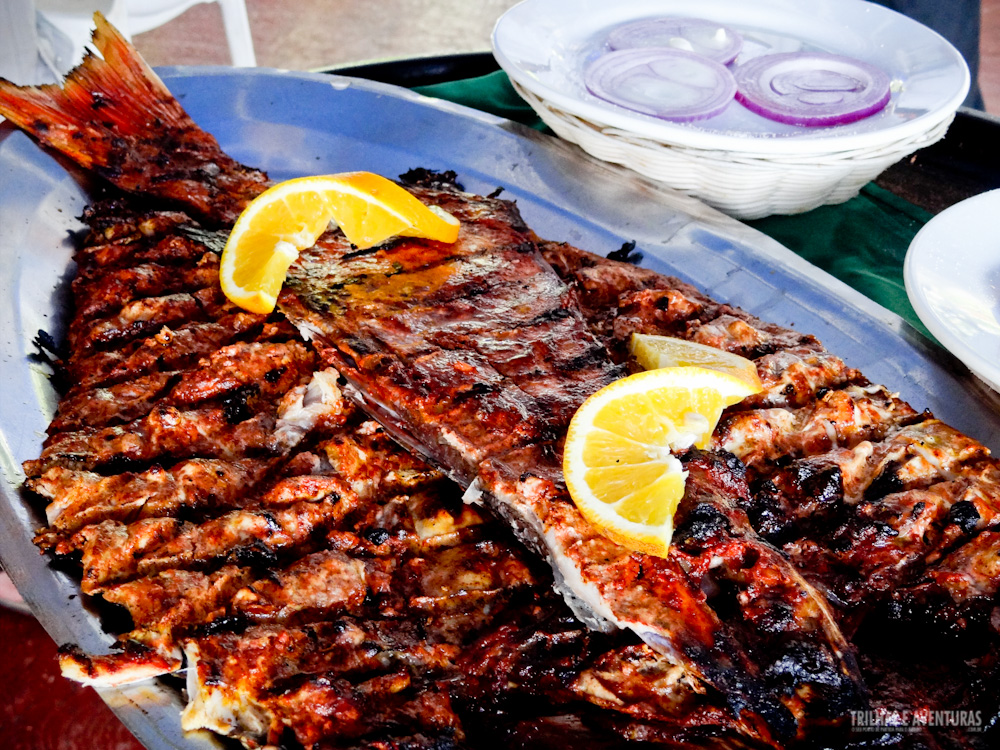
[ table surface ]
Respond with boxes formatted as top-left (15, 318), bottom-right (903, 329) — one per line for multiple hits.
top-left (4, 53), bottom-right (999, 750)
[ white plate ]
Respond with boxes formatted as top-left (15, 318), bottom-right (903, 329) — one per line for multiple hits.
top-left (905, 189), bottom-right (1000, 392)
top-left (492, 0), bottom-right (970, 155)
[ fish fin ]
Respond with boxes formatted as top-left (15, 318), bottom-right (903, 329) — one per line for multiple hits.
top-left (0, 12), bottom-right (267, 224)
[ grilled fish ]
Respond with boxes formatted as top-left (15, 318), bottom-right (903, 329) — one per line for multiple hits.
top-left (2, 13), bottom-right (998, 750)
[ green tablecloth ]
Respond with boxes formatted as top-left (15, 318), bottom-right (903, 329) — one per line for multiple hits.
top-left (415, 71), bottom-right (934, 339)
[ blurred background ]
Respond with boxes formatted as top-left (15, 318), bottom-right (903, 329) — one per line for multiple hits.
top-left (128, 0), bottom-right (1000, 114)
top-left (133, 0), bottom-right (521, 72)
top-left (9, 1), bottom-right (994, 112)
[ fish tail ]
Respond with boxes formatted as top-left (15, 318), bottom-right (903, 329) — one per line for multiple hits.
top-left (0, 13), bottom-right (268, 225)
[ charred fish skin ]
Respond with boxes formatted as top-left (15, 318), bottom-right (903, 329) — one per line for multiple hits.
top-left (546, 243), bottom-right (1000, 748)
top-left (278, 182), bottom-right (870, 740)
top-left (4, 16), bottom-right (995, 748)
top-left (31, 185), bottom-right (744, 744)
top-left (3, 30), bottom-right (787, 745)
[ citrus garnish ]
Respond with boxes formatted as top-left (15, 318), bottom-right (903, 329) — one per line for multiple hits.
top-left (220, 172), bottom-right (460, 313)
top-left (630, 333), bottom-right (762, 390)
top-left (563, 367), bottom-right (761, 557)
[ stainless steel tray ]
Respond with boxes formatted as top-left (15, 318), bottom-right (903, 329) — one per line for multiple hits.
top-left (2, 67), bottom-right (998, 749)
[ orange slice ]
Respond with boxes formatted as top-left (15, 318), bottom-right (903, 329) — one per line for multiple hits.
top-left (563, 367), bottom-right (761, 557)
top-left (629, 333), bottom-right (762, 390)
top-left (220, 172), bottom-right (460, 313)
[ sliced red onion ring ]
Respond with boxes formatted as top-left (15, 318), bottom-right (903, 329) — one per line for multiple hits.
top-left (585, 48), bottom-right (736, 122)
top-left (734, 52), bottom-right (891, 127)
top-left (608, 17), bottom-right (744, 66)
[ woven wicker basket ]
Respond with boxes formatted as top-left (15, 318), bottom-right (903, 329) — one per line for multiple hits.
top-left (515, 83), bottom-right (955, 220)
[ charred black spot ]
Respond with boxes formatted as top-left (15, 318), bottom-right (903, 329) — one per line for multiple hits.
top-left (30, 329), bottom-right (65, 371)
top-left (764, 641), bottom-right (863, 715)
top-left (654, 295), bottom-right (674, 311)
top-left (873, 521), bottom-right (899, 540)
top-left (949, 500), bottom-right (981, 534)
top-left (747, 480), bottom-right (795, 541)
top-left (865, 461), bottom-right (906, 501)
top-left (341, 245), bottom-right (382, 261)
top-left (231, 540), bottom-right (279, 568)
top-left (606, 240), bottom-right (643, 265)
top-left (675, 503), bottom-right (732, 549)
top-left (466, 382), bottom-right (495, 397)
top-left (741, 547), bottom-right (761, 569)
top-left (816, 387), bottom-right (830, 400)
top-left (795, 462), bottom-right (844, 507)
top-left (398, 168), bottom-right (462, 191)
top-left (682, 642), bottom-right (796, 740)
top-left (94, 164), bottom-right (123, 181)
top-left (364, 528), bottom-right (390, 546)
top-left (264, 366), bottom-right (287, 384)
top-left (555, 344), bottom-right (612, 374)
top-left (31, 118), bottom-right (50, 132)
top-left (453, 280), bottom-right (491, 299)
top-left (259, 510), bottom-right (281, 530)
top-left (191, 614), bottom-right (249, 637)
top-left (511, 241), bottom-right (537, 256)
top-left (222, 383), bottom-right (260, 424)
top-left (341, 334), bottom-right (381, 358)
top-left (756, 602), bottom-right (795, 634)
top-left (718, 450), bottom-right (749, 482)
top-left (100, 454), bottom-right (146, 473)
top-left (528, 305), bottom-right (572, 325)
top-left (487, 186), bottom-right (505, 199)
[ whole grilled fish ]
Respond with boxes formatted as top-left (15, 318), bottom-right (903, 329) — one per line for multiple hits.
top-left (5, 13), bottom-right (999, 750)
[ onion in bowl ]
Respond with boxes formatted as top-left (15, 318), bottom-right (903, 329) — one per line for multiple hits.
top-left (584, 48), bottom-right (737, 122)
top-left (734, 51), bottom-right (892, 127)
top-left (607, 17), bottom-right (743, 66)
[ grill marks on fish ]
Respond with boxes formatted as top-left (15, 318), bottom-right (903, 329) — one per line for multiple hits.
top-left (7, 21), bottom-right (999, 745)
top-left (71, 251), bottom-right (221, 321)
top-left (542, 243), bottom-right (1000, 597)
top-left (286, 193), bottom-right (622, 476)
top-left (13, 183), bottom-right (984, 746)
top-left (545, 243), bottom-right (1000, 744)
top-left (18, 197), bottom-right (764, 747)
top-left (279, 188), bottom-right (868, 742)
top-left (31, 457), bottom-right (276, 541)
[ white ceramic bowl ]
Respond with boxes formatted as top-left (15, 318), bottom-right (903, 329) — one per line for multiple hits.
top-left (493, 0), bottom-right (970, 218)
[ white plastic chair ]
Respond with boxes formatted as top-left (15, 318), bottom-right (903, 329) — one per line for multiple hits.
top-left (126, 0), bottom-right (256, 67)
top-left (34, 0), bottom-right (256, 69)
top-left (32, 0), bottom-right (131, 73)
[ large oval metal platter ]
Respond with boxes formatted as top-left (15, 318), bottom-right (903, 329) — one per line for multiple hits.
top-left (1, 67), bottom-right (998, 749)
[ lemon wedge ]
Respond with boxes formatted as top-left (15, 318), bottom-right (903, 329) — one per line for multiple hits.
top-left (630, 333), bottom-right (762, 390)
top-left (563, 366), bottom-right (761, 557)
top-left (220, 172), bottom-right (460, 313)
